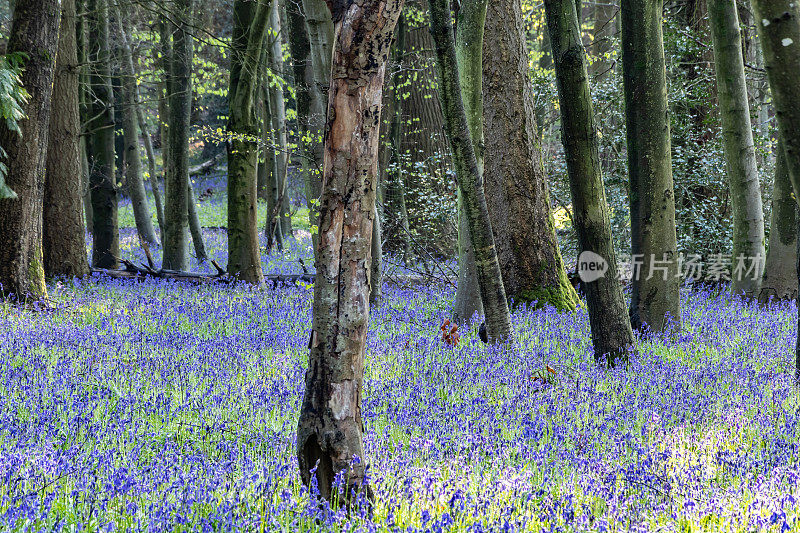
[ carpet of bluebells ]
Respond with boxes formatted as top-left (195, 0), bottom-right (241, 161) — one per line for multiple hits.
top-left (2, 177), bottom-right (800, 531)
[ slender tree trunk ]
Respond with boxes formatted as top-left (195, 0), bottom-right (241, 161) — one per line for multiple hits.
top-left (749, 0), bottom-right (800, 380)
top-left (267, 2), bottom-right (292, 237)
top-left (452, 0), bottom-right (487, 322)
top-left (44, 0), bottom-right (90, 278)
top-left (264, 81), bottom-right (284, 251)
top-left (482, 0), bottom-right (579, 310)
top-left (227, 0), bottom-right (270, 283)
top-left (87, 0), bottom-right (120, 269)
top-left (76, 0), bottom-right (92, 233)
top-left (0, 0), bottom-right (61, 298)
top-left (187, 180), bottom-right (207, 261)
top-left (115, 11), bottom-right (158, 246)
top-left (428, 0), bottom-right (512, 341)
top-left (162, 0), bottom-right (195, 270)
top-left (621, 0), bottom-right (681, 332)
top-left (761, 141), bottom-right (797, 302)
top-left (709, 0), bottom-right (765, 297)
top-left (370, 193), bottom-right (383, 304)
top-left (137, 106), bottom-right (166, 235)
top-left (591, 0), bottom-right (616, 78)
top-left (297, 0), bottom-right (404, 502)
top-left (544, 0), bottom-right (634, 364)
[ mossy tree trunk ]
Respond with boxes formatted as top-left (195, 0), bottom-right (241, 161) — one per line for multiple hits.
top-left (296, 0), bottom-right (403, 502)
top-left (544, 0), bottom-right (634, 365)
top-left (162, 0), bottom-right (195, 270)
top-left (43, 0), bottom-right (90, 278)
top-left (428, 0), bottom-right (512, 341)
top-left (709, 0), bottom-right (765, 298)
top-left (621, 0), bottom-right (681, 332)
top-left (0, 0), bottom-right (61, 298)
top-left (483, 0), bottom-right (579, 311)
top-left (87, 0), bottom-right (120, 269)
top-left (227, 0), bottom-right (271, 283)
top-left (761, 141), bottom-right (797, 302)
top-left (115, 10), bottom-right (159, 246)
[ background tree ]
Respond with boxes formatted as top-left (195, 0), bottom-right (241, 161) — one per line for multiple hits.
top-left (621, 0), bottom-right (681, 331)
top-left (708, 0), bottom-right (765, 298)
top-left (43, 0), bottom-right (91, 278)
top-left (296, 0), bottom-right (404, 502)
top-left (0, 0), bottom-right (61, 298)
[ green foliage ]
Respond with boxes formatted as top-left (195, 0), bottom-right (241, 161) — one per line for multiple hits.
top-left (0, 51), bottom-right (29, 200)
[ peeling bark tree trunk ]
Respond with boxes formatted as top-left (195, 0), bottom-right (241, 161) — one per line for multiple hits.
top-left (621, 0), bottom-right (681, 332)
top-left (297, 0), bottom-right (403, 502)
top-left (0, 0), bottom-right (61, 298)
top-left (761, 141), bottom-right (797, 302)
top-left (428, 0), bottom-right (512, 341)
top-left (749, 0), bottom-right (800, 380)
top-left (87, 0), bottom-right (120, 269)
top-left (227, 0), bottom-right (270, 283)
top-left (116, 12), bottom-right (158, 246)
top-left (163, 0), bottom-right (195, 270)
top-left (43, 0), bottom-right (90, 278)
top-left (709, 0), bottom-right (765, 298)
top-left (544, 0), bottom-right (634, 365)
top-left (483, 0), bottom-right (579, 310)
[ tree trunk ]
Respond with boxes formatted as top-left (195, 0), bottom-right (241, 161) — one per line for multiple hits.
top-left (43, 0), bottom-right (90, 278)
top-left (187, 180), bottom-right (207, 261)
top-left (590, 0), bottom-right (616, 78)
top-left (0, 0), bottom-right (61, 298)
top-left (297, 0), bottom-right (403, 502)
top-left (87, 0), bottom-right (120, 269)
top-left (264, 80), bottom-right (284, 251)
top-left (227, 0), bottom-right (270, 283)
top-left (761, 141), bottom-right (797, 302)
top-left (709, 0), bottom-right (765, 297)
top-left (115, 11), bottom-right (159, 246)
top-left (452, 0), bottom-right (487, 322)
top-left (428, 0), bottom-right (512, 341)
top-left (621, 0), bottom-right (681, 332)
top-left (482, 0), bottom-right (579, 311)
top-left (163, 0), bottom-right (195, 270)
top-left (137, 106), bottom-right (166, 235)
top-left (544, 0), bottom-right (634, 365)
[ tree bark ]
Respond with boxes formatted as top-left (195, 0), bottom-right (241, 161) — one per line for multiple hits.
top-left (43, 0), bottom-right (90, 279)
top-left (709, 0), bottom-right (765, 297)
top-left (482, 0), bottom-right (579, 310)
top-left (0, 0), bottom-right (61, 298)
top-left (544, 0), bottom-right (634, 365)
top-left (115, 10), bottom-right (159, 246)
top-left (187, 180), bottom-right (207, 261)
top-left (87, 0), bottom-right (120, 269)
top-left (227, 0), bottom-right (270, 283)
top-left (760, 141), bottom-right (797, 302)
top-left (428, 0), bottom-right (512, 341)
top-left (163, 0), bottom-right (195, 270)
top-left (297, 0), bottom-right (403, 502)
top-left (621, 0), bottom-right (681, 332)
top-left (137, 106), bottom-right (166, 235)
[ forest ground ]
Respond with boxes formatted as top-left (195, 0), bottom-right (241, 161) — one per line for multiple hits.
top-left (1, 177), bottom-right (798, 531)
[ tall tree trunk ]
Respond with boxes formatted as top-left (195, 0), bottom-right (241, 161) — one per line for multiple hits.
top-left (137, 106), bottom-right (166, 235)
top-left (428, 0), bottom-right (512, 341)
top-left (709, 0), bottom-right (765, 297)
top-left (544, 0), bottom-right (634, 365)
top-left (44, 0), bottom-right (90, 278)
top-left (87, 0), bottom-right (120, 269)
top-left (267, 2), bottom-right (292, 237)
top-left (297, 0), bottom-right (403, 502)
top-left (621, 0), bottom-right (681, 332)
top-left (452, 0), bottom-right (487, 322)
top-left (162, 0), bottom-right (195, 270)
top-left (749, 0), bottom-right (800, 381)
top-left (77, 2), bottom-right (93, 235)
top-left (0, 0), bottom-right (61, 298)
top-left (761, 142), bottom-right (797, 302)
top-left (227, 0), bottom-right (270, 283)
top-left (483, 0), bottom-right (579, 311)
top-left (590, 0), bottom-right (616, 78)
top-left (187, 180), bottom-right (207, 261)
top-left (115, 11), bottom-right (158, 246)
top-left (264, 80), bottom-right (284, 251)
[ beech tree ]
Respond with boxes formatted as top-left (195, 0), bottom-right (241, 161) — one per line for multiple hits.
top-left (296, 0), bottom-right (404, 501)
top-left (708, 0), bottom-right (765, 298)
top-left (428, 0), bottom-right (512, 341)
top-left (621, 0), bottom-right (681, 331)
top-left (0, 0), bottom-right (61, 298)
top-left (43, 0), bottom-right (90, 278)
top-left (544, 0), bottom-right (634, 364)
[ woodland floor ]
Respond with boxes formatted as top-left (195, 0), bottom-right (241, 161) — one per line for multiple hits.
top-left (1, 178), bottom-right (798, 531)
